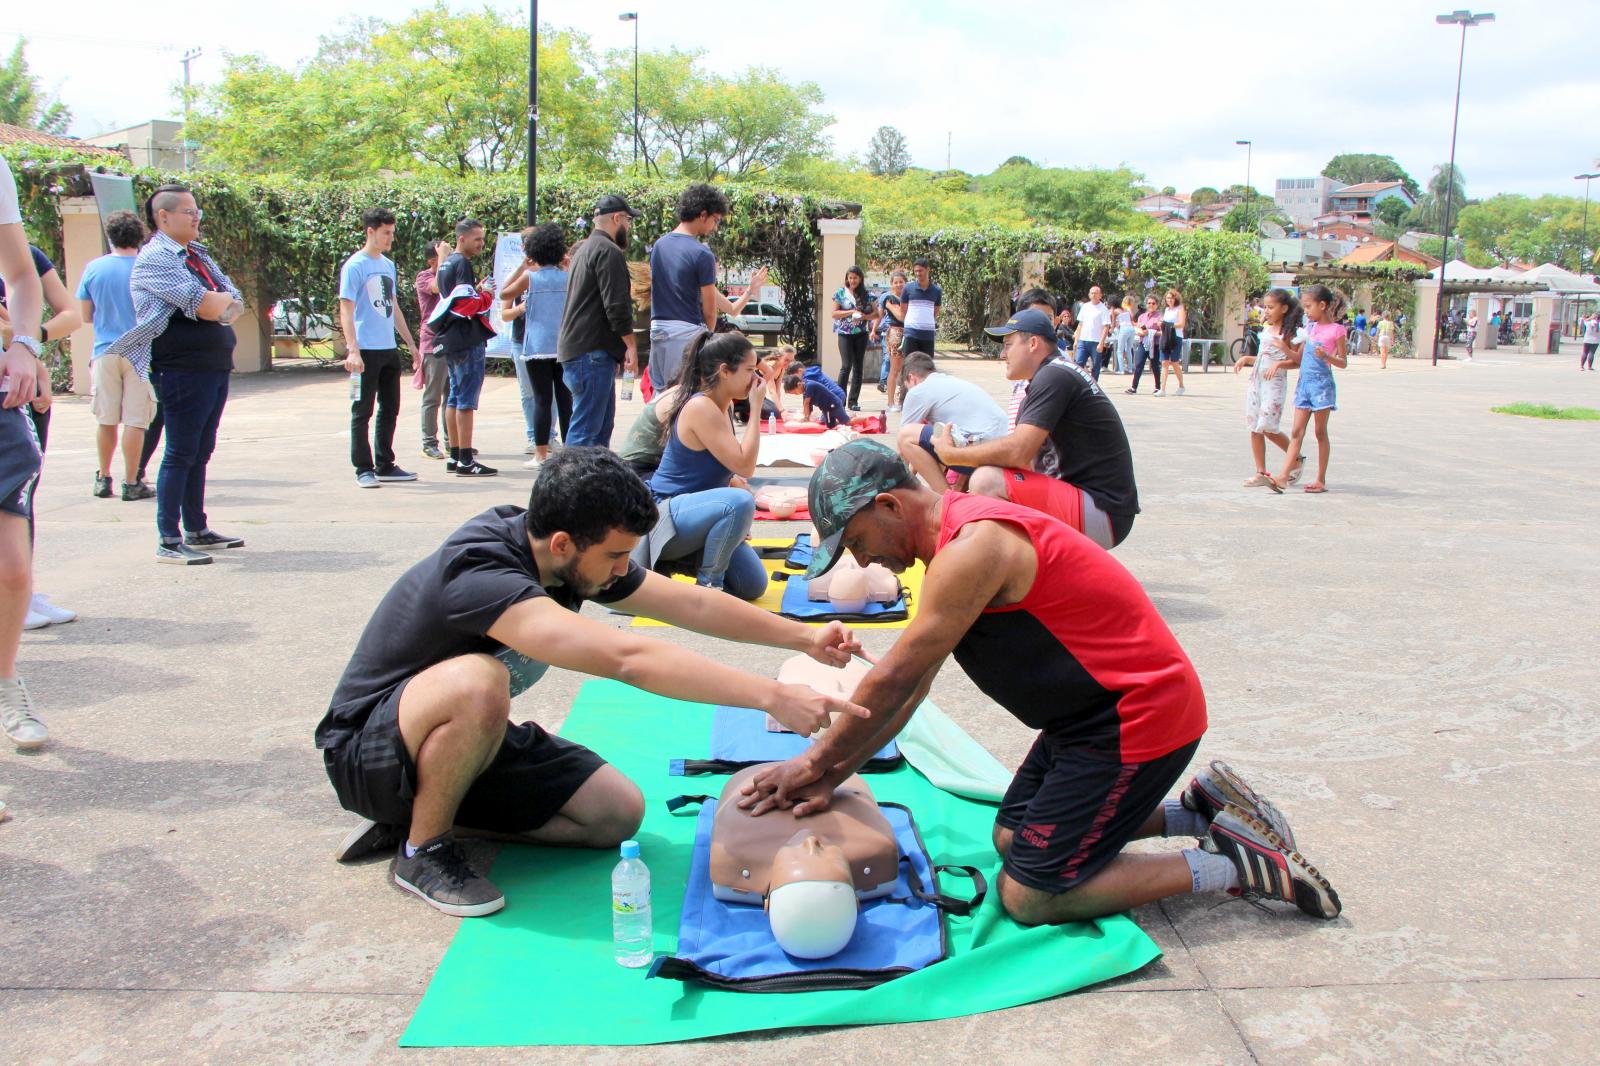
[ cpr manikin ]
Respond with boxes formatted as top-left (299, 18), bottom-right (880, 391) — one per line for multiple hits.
top-left (805, 553), bottom-right (900, 612)
top-left (752, 484), bottom-right (806, 519)
top-left (710, 764), bottom-right (897, 958)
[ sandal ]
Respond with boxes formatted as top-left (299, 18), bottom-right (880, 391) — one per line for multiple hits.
top-left (1242, 472), bottom-right (1273, 487)
top-left (1287, 456), bottom-right (1305, 483)
top-left (1303, 484), bottom-right (1327, 494)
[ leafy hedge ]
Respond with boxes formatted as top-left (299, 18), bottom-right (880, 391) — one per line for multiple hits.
top-left (864, 227), bottom-right (1268, 346)
top-left (1, 144), bottom-right (839, 355)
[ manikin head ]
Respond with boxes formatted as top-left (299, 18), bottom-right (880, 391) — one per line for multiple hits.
top-left (765, 832), bottom-right (858, 958)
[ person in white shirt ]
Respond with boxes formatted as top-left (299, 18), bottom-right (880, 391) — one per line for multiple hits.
top-left (1073, 285), bottom-right (1114, 382)
top-left (895, 352), bottom-right (1008, 493)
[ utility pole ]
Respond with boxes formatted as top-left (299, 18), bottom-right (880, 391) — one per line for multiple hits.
top-left (1236, 139), bottom-right (1253, 231)
top-left (180, 48), bottom-right (202, 172)
top-left (527, 0), bottom-right (538, 224)
top-left (1575, 173), bottom-right (1598, 276)
top-left (1432, 9), bottom-right (1494, 365)
top-left (619, 13), bottom-right (640, 168)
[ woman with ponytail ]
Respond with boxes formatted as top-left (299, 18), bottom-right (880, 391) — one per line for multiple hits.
top-left (633, 330), bottom-right (768, 599)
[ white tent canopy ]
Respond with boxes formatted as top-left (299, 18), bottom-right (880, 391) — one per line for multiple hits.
top-left (1518, 263), bottom-right (1600, 295)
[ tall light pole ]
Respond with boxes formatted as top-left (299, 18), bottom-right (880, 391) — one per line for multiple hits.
top-left (1575, 173), bottom-right (1599, 277)
top-left (619, 13), bottom-right (640, 168)
top-left (180, 48), bottom-right (202, 172)
top-left (527, 0), bottom-right (538, 224)
top-left (1235, 138), bottom-right (1253, 231)
top-left (1432, 9), bottom-right (1494, 365)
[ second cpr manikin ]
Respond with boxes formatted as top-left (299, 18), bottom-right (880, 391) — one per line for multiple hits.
top-left (709, 764), bottom-right (898, 958)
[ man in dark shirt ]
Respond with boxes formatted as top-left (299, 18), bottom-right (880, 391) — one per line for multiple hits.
top-left (557, 194), bottom-right (638, 449)
top-left (738, 441), bottom-right (1340, 925)
top-left (318, 447), bottom-right (869, 917)
top-left (933, 309), bottom-right (1139, 549)
top-left (647, 182), bottom-right (727, 391)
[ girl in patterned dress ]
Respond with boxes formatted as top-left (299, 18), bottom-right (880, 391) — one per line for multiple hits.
top-left (1235, 288), bottom-right (1304, 488)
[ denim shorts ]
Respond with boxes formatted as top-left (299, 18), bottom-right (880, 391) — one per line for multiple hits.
top-left (445, 344), bottom-right (487, 410)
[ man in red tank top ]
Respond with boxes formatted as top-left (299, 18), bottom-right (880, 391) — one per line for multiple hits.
top-left (741, 440), bottom-right (1340, 924)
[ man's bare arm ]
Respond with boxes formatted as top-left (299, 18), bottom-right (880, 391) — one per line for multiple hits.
top-left (936, 422), bottom-right (1048, 469)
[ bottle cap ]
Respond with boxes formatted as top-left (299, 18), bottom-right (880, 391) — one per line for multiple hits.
top-left (620, 839), bottom-right (641, 859)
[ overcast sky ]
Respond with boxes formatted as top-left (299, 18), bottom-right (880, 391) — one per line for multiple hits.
top-left (8, 0), bottom-right (1598, 200)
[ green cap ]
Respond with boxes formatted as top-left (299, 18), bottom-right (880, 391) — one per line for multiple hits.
top-left (806, 439), bottom-right (915, 578)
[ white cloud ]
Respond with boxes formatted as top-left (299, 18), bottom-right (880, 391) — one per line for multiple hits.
top-left (7, 0), bottom-right (1598, 199)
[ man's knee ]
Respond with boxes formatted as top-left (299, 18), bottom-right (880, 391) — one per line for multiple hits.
top-left (968, 465), bottom-right (1008, 500)
top-left (438, 655), bottom-right (512, 731)
top-left (992, 823), bottom-right (1013, 858)
top-left (575, 768), bottom-right (646, 846)
top-left (896, 423), bottom-right (925, 455)
top-left (997, 872), bottom-right (1097, 926)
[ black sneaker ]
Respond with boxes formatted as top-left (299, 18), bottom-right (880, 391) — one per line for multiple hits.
top-left (446, 457), bottom-right (459, 473)
top-left (456, 460), bottom-right (498, 477)
top-left (335, 818), bottom-right (405, 863)
top-left (375, 465), bottom-right (418, 482)
top-left (185, 529), bottom-right (245, 550)
top-left (393, 834), bottom-right (505, 917)
top-left (121, 480), bottom-right (155, 501)
top-left (156, 541), bottom-right (213, 565)
top-left (93, 474), bottom-right (113, 498)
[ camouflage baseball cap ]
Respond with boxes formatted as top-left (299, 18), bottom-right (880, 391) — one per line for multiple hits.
top-left (805, 439), bottom-right (916, 578)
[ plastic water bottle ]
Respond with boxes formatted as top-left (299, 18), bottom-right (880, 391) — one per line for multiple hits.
top-left (620, 369), bottom-right (635, 401)
top-left (766, 413), bottom-right (777, 435)
top-left (611, 839), bottom-right (652, 967)
top-left (348, 371), bottom-right (361, 400)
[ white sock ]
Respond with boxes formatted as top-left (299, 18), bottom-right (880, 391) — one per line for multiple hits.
top-left (1163, 798), bottom-right (1211, 838)
top-left (1183, 848), bottom-right (1240, 894)
top-left (404, 841), bottom-right (419, 858)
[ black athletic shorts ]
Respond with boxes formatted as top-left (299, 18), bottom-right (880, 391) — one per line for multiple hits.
top-left (902, 334), bottom-right (936, 358)
top-left (995, 732), bottom-right (1201, 893)
top-left (0, 406), bottom-right (42, 521)
top-left (322, 679), bottom-right (608, 833)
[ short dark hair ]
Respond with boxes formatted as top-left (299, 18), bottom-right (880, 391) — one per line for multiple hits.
top-left (1014, 286), bottom-right (1056, 314)
top-left (677, 182), bottom-right (730, 223)
top-left (525, 447), bottom-right (657, 550)
top-left (104, 210), bottom-right (145, 250)
top-left (144, 183), bottom-right (190, 230)
top-left (902, 352), bottom-right (936, 379)
top-left (362, 206), bottom-right (396, 231)
top-left (913, 257), bottom-right (930, 268)
top-left (455, 217), bottom-right (485, 238)
top-left (522, 222), bottom-right (567, 268)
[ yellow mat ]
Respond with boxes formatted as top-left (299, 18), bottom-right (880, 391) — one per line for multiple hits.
top-left (631, 538), bottom-right (923, 630)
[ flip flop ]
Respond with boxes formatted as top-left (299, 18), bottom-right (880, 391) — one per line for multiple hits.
top-left (1303, 485), bottom-right (1327, 494)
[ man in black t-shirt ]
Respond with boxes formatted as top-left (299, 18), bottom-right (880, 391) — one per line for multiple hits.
top-left (317, 448), bottom-right (869, 917)
top-left (932, 309), bottom-right (1139, 549)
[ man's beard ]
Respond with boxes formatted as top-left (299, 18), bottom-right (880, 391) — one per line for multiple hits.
top-left (554, 557), bottom-right (610, 598)
top-left (611, 224), bottom-right (631, 249)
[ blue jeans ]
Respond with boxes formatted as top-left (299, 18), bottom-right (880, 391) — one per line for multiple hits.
top-left (659, 488), bottom-right (766, 599)
top-left (152, 368), bottom-right (229, 541)
top-left (561, 350), bottom-right (619, 448)
top-left (1075, 340), bottom-right (1097, 368)
top-left (1114, 327), bottom-right (1137, 373)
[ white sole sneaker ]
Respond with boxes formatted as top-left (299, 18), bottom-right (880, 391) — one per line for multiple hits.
top-left (23, 610), bottom-right (51, 630)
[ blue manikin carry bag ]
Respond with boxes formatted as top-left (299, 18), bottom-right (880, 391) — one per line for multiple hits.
top-left (671, 705), bottom-right (902, 776)
top-left (649, 798), bottom-right (985, 992)
top-left (776, 573), bottom-right (910, 623)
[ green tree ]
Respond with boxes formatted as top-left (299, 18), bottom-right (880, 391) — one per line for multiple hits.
top-left (1160, 185), bottom-right (1177, 196)
top-left (1373, 196), bottom-right (1410, 228)
top-left (612, 48), bottom-right (830, 179)
top-left (1190, 187), bottom-right (1220, 207)
top-left (190, 10), bottom-right (611, 178)
top-left (975, 165), bottom-right (1152, 230)
top-left (1407, 163), bottom-right (1470, 232)
top-left (1000, 155), bottom-right (1035, 168)
top-left (1456, 194), bottom-right (1591, 268)
top-left (0, 39), bottom-right (70, 135)
top-left (865, 126), bottom-right (911, 177)
top-left (1321, 153), bottom-right (1420, 199)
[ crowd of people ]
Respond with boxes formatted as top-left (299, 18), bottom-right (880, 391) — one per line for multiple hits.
top-left (5, 160), bottom-right (1374, 929)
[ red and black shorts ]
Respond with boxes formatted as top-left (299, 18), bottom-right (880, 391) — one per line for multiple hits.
top-left (995, 732), bottom-right (1201, 893)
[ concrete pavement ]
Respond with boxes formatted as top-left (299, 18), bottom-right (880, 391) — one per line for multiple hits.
top-left (2, 347), bottom-right (1596, 1063)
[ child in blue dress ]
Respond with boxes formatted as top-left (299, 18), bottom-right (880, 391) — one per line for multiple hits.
top-left (1272, 284), bottom-right (1347, 494)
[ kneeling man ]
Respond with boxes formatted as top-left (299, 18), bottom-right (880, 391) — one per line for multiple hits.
top-left (317, 447), bottom-right (868, 917)
top-left (894, 351), bottom-right (1008, 493)
top-left (741, 440), bottom-right (1339, 924)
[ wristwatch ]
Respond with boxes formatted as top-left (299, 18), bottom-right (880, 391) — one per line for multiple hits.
top-left (8, 335), bottom-right (42, 358)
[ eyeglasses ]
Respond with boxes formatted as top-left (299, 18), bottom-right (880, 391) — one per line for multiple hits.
top-left (167, 207), bottom-right (204, 220)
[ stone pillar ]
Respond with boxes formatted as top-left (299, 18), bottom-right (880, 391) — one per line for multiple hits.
top-left (1471, 294), bottom-right (1497, 350)
top-left (816, 218), bottom-right (861, 379)
top-left (1528, 293), bottom-right (1556, 355)
top-left (232, 291), bottom-right (273, 373)
top-left (1020, 252), bottom-right (1047, 292)
top-left (1220, 272), bottom-right (1247, 353)
top-left (1413, 279), bottom-right (1440, 360)
top-left (58, 197), bottom-right (104, 395)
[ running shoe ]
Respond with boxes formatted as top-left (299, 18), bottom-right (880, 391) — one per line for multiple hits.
top-left (336, 818), bottom-right (405, 863)
top-left (456, 460), bottom-right (498, 477)
top-left (1208, 804), bottom-right (1340, 919)
top-left (1182, 759), bottom-right (1297, 851)
top-left (422, 444), bottom-right (445, 461)
top-left (393, 834), bottom-right (505, 917)
top-left (93, 474), bottom-right (113, 499)
top-left (121, 480), bottom-right (155, 501)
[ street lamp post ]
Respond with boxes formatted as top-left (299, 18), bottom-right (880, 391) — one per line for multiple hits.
top-left (180, 48), bottom-right (202, 173)
top-left (1575, 173), bottom-right (1599, 277)
top-left (1235, 138), bottom-right (1253, 232)
top-left (527, 0), bottom-right (538, 225)
top-left (1432, 9), bottom-right (1494, 365)
top-left (619, 13), bottom-right (640, 168)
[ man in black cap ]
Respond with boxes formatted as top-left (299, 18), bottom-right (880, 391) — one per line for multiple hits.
top-left (737, 439), bottom-right (1342, 927)
top-left (931, 308), bottom-right (1139, 549)
top-left (557, 194), bottom-right (639, 448)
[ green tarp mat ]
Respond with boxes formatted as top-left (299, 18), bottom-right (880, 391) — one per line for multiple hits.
top-left (400, 680), bottom-right (1160, 1047)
